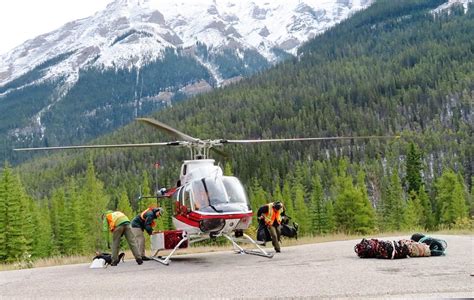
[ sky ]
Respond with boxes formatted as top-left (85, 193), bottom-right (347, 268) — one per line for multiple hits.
top-left (0, 0), bottom-right (112, 55)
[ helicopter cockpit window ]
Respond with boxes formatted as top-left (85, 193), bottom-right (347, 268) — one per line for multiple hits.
top-left (222, 176), bottom-right (248, 205)
top-left (191, 179), bottom-right (211, 209)
top-left (191, 176), bottom-right (249, 213)
top-left (183, 186), bottom-right (192, 212)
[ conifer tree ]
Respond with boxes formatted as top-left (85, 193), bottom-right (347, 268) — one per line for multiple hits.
top-left (34, 202), bottom-right (52, 258)
top-left (224, 162), bottom-right (234, 176)
top-left (117, 190), bottom-right (133, 218)
top-left (406, 143), bottom-right (423, 194)
top-left (282, 179), bottom-right (294, 218)
top-left (418, 185), bottom-right (434, 230)
top-left (49, 188), bottom-right (63, 255)
top-left (2, 166), bottom-right (28, 262)
top-left (249, 178), bottom-right (267, 224)
top-left (310, 175), bottom-right (327, 235)
top-left (293, 181), bottom-right (310, 235)
top-left (53, 188), bottom-right (67, 254)
top-left (273, 183), bottom-right (284, 204)
top-left (66, 178), bottom-right (86, 254)
top-left (385, 170), bottom-right (406, 231)
top-left (435, 170), bottom-right (468, 227)
top-left (138, 170), bottom-right (154, 213)
top-left (353, 187), bottom-right (376, 235)
top-left (22, 196), bottom-right (36, 256)
top-left (325, 200), bottom-right (336, 233)
top-left (80, 160), bottom-right (109, 251)
top-left (334, 176), bottom-right (357, 233)
top-left (403, 191), bottom-right (422, 230)
top-left (0, 166), bottom-right (7, 260)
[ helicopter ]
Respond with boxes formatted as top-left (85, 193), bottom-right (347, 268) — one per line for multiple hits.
top-left (15, 118), bottom-right (397, 265)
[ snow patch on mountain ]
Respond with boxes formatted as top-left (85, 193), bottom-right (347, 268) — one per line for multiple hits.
top-left (0, 0), bottom-right (374, 87)
top-left (431, 0), bottom-right (473, 14)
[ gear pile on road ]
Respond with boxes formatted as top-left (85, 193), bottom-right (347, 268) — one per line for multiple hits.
top-left (354, 233), bottom-right (447, 259)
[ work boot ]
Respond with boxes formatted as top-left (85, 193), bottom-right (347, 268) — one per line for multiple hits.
top-left (275, 249), bottom-right (281, 253)
top-left (136, 258), bottom-right (143, 265)
top-left (110, 260), bottom-right (118, 266)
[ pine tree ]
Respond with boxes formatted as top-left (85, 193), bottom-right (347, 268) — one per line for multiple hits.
top-left (282, 179), bottom-right (294, 218)
top-left (293, 181), bottom-right (310, 235)
top-left (310, 175), bottom-right (327, 235)
top-left (385, 170), bottom-right (406, 231)
top-left (403, 191), bottom-right (422, 230)
top-left (405, 143), bottom-right (423, 194)
top-left (0, 166), bottom-right (7, 260)
top-left (22, 196), bottom-right (36, 256)
top-left (249, 178), bottom-right (267, 224)
top-left (34, 202), bottom-right (52, 258)
top-left (66, 178), bottom-right (86, 254)
top-left (224, 162), bottom-right (234, 176)
top-left (334, 176), bottom-right (357, 233)
top-left (353, 187), bottom-right (376, 235)
top-left (138, 170), bottom-right (155, 213)
top-left (325, 200), bottom-right (336, 233)
top-left (436, 170), bottom-right (468, 227)
top-left (333, 172), bottom-right (375, 234)
top-left (117, 190), bottom-right (133, 218)
top-left (53, 188), bottom-right (67, 254)
top-left (2, 166), bottom-right (28, 262)
top-left (49, 189), bottom-right (62, 255)
top-left (80, 160), bottom-right (109, 252)
top-left (418, 185), bottom-right (434, 230)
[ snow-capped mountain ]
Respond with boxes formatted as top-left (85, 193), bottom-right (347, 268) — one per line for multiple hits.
top-left (0, 0), bottom-right (378, 161)
top-left (0, 0), bottom-right (373, 87)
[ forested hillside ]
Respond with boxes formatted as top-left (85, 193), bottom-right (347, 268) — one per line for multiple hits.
top-left (0, 0), bottom-right (472, 262)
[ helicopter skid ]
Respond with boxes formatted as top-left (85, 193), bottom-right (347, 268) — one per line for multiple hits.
top-left (237, 249), bottom-right (275, 258)
top-left (223, 233), bottom-right (274, 259)
top-left (150, 255), bottom-right (170, 265)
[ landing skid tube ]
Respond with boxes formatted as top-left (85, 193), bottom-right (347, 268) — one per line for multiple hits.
top-left (223, 233), bottom-right (274, 258)
top-left (150, 235), bottom-right (209, 265)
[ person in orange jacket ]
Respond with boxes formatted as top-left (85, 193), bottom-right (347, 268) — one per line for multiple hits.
top-left (257, 201), bottom-right (286, 253)
top-left (102, 210), bottom-right (143, 266)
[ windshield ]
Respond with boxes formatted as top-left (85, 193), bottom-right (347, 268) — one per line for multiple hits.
top-left (222, 177), bottom-right (248, 205)
top-left (191, 176), bottom-right (249, 212)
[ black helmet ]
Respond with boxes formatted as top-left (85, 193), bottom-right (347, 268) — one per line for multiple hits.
top-left (273, 201), bottom-right (282, 210)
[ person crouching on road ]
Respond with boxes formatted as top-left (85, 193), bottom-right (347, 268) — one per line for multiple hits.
top-left (131, 207), bottom-right (163, 260)
top-left (257, 201), bottom-right (285, 253)
top-left (102, 210), bottom-right (143, 266)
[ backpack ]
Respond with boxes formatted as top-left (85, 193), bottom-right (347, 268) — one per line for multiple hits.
top-left (90, 252), bottom-right (125, 268)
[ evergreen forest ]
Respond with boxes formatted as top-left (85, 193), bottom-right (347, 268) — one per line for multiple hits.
top-left (0, 0), bottom-right (472, 263)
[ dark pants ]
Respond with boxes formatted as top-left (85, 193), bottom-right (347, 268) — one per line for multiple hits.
top-left (268, 225), bottom-right (281, 252)
top-left (112, 224), bottom-right (141, 263)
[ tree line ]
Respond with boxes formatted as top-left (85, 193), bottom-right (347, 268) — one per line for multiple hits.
top-left (1, 143), bottom-right (471, 263)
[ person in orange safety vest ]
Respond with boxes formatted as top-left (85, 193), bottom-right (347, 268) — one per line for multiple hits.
top-left (257, 201), bottom-right (286, 253)
top-left (102, 210), bottom-right (143, 266)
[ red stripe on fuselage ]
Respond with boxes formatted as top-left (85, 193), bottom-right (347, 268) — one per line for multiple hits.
top-left (174, 211), bottom-right (253, 228)
top-left (188, 211), bottom-right (253, 221)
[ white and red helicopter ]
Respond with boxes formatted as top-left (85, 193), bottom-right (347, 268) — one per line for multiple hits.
top-left (15, 118), bottom-right (396, 265)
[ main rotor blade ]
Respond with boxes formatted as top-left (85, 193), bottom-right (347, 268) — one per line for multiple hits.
top-left (136, 118), bottom-right (198, 142)
top-left (223, 136), bottom-right (400, 144)
top-left (14, 142), bottom-right (176, 151)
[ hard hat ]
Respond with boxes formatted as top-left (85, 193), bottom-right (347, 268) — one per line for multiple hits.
top-left (273, 202), bottom-right (282, 210)
top-left (155, 207), bottom-right (164, 215)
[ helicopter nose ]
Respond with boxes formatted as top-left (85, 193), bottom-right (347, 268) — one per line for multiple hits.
top-left (199, 218), bottom-right (225, 233)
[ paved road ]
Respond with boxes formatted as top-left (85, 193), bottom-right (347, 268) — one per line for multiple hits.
top-left (1, 235), bottom-right (472, 299)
